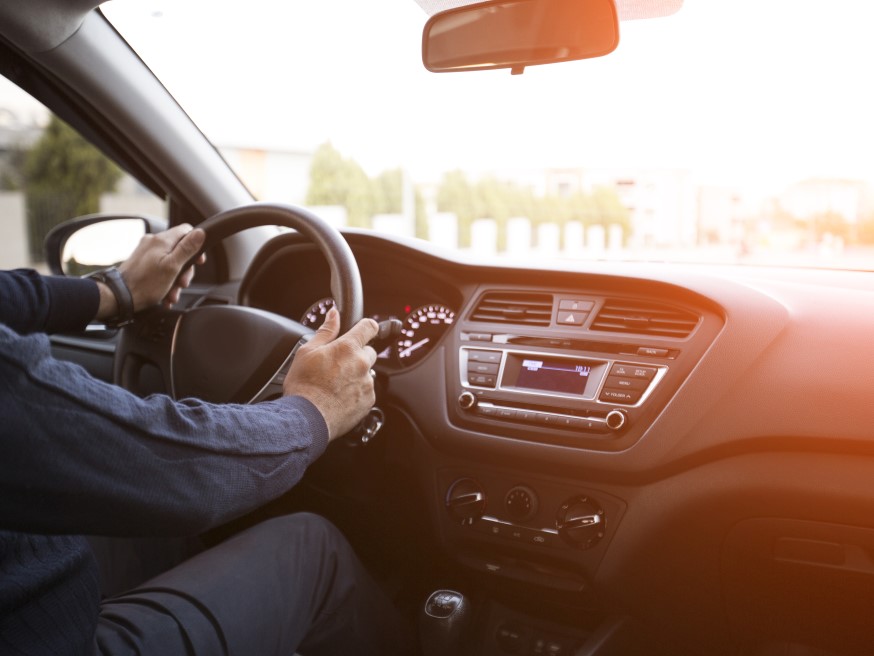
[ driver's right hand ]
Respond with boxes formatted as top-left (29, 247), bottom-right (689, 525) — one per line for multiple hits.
top-left (282, 307), bottom-right (379, 440)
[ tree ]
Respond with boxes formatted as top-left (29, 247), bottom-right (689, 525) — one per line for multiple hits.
top-left (23, 116), bottom-right (122, 261)
top-left (306, 142), bottom-right (376, 228)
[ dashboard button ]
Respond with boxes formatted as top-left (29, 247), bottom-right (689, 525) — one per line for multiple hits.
top-left (578, 417), bottom-right (610, 433)
top-left (558, 299), bottom-right (595, 312)
top-left (599, 389), bottom-right (642, 404)
top-left (529, 531), bottom-right (560, 548)
top-left (535, 412), bottom-right (557, 425)
top-left (468, 333), bottom-right (493, 342)
top-left (637, 347), bottom-right (669, 357)
top-left (497, 407), bottom-right (517, 420)
top-left (557, 311), bottom-right (587, 326)
top-left (468, 350), bottom-right (502, 364)
top-left (515, 409), bottom-right (537, 422)
top-left (610, 363), bottom-right (657, 380)
top-left (469, 362), bottom-right (499, 375)
top-left (477, 404), bottom-right (499, 417)
top-left (604, 376), bottom-right (648, 391)
top-left (472, 518), bottom-right (504, 537)
top-left (469, 374), bottom-right (497, 387)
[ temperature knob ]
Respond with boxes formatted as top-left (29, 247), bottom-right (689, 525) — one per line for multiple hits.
top-left (556, 495), bottom-right (605, 550)
top-left (446, 478), bottom-right (486, 525)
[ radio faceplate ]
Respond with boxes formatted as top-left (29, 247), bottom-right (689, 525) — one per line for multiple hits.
top-left (460, 346), bottom-right (668, 409)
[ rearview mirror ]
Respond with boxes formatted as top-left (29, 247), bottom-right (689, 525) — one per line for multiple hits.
top-left (422, 0), bottom-right (620, 74)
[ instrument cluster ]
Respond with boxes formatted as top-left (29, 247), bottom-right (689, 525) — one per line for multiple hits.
top-left (300, 297), bottom-right (456, 367)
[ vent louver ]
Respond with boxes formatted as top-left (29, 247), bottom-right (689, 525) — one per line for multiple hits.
top-left (591, 299), bottom-right (699, 338)
top-left (470, 292), bottom-right (553, 327)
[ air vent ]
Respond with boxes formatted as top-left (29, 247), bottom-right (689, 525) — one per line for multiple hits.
top-left (470, 292), bottom-right (553, 327)
top-left (591, 299), bottom-right (699, 338)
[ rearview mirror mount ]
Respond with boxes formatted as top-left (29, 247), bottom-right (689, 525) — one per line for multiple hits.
top-left (422, 0), bottom-right (620, 74)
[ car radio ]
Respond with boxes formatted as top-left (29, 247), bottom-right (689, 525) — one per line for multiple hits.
top-left (456, 345), bottom-right (668, 434)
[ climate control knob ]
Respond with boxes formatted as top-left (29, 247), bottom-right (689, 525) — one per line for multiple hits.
top-left (504, 485), bottom-right (538, 522)
top-left (556, 495), bottom-right (605, 550)
top-left (446, 478), bottom-right (487, 525)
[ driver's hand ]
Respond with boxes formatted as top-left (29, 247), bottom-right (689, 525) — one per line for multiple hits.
top-left (112, 224), bottom-right (206, 314)
top-left (283, 307), bottom-right (379, 440)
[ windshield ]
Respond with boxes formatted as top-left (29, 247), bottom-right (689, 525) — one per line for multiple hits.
top-left (97, 1), bottom-right (874, 269)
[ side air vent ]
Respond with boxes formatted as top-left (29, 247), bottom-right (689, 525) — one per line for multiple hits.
top-left (470, 292), bottom-right (553, 327)
top-left (591, 299), bottom-right (699, 338)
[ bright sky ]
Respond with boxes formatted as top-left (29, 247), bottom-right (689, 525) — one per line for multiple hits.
top-left (100, 0), bottom-right (874, 196)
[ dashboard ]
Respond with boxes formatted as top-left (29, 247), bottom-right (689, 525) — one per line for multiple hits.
top-left (235, 229), bottom-right (874, 655)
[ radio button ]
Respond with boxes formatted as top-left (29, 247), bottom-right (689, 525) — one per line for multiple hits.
top-left (637, 347), bottom-right (669, 358)
top-left (477, 405), bottom-right (499, 417)
top-left (578, 417), bottom-right (610, 433)
top-left (535, 413), bottom-right (558, 425)
top-left (468, 333), bottom-right (493, 342)
top-left (497, 407), bottom-right (517, 420)
top-left (604, 376), bottom-right (648, 391)
top-left (515, 409), bottom-right (538, 423)
top-left (599, 389), bottom-right (642, 404)
top-left (469, 374), bottom-right (497, 387)
top-left (468, 350), bottom-right (502, 364)
top-left (559, 299), bottom-right (595, 312)
top-left (610, 363), bottom-right (657, 380)
top-left (469, 362), bottom-right (499, 375)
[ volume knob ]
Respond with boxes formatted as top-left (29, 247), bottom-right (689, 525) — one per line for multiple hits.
top-left (458, 391), bottom-right (477, 410)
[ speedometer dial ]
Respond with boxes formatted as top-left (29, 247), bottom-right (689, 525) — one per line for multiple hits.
top-left (396, 304), bottom-right (455, 366)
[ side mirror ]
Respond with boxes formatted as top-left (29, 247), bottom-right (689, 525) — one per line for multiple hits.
top-left (45, 214), bottom-right (167, 276)
top-left (422, 0), bottom-right (620, 74)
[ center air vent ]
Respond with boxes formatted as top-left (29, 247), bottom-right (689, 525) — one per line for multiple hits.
top-left (470, 292), bottom-right (553, 327)
top-left (591, 298), bottom-right (699, 338)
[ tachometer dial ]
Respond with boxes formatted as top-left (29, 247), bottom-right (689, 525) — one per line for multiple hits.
top-left (396, 304), bottom-right (455, 366)
top-left (300, 297), bottom-right (334, 328)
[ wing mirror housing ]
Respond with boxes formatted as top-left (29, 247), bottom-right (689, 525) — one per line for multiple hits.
top-left (422, 0), bottom-right (620, 74)
top-left (44, 214), bottom-right (167, 276)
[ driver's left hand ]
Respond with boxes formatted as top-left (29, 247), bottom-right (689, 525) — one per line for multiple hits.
top-left (95, 224), bottom-right (206, 321)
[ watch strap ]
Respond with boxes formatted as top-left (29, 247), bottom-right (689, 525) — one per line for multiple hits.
top-left (88, 267), bottom-right (135, 327)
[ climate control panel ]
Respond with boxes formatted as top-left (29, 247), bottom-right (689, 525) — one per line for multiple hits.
top-left (444, 477), bottom-right (609, 551)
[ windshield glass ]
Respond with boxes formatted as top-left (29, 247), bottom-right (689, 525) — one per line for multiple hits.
top-left (100, 0), bottom-right (874, 270)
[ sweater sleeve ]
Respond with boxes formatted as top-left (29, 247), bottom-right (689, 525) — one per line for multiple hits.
top-left (0, 325), bottom-right (329, 537)
top-left (0, 269), bottom-right (100, 335)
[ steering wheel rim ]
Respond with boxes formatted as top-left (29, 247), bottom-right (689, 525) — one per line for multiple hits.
top-left (194, 202), bottom-right (363, 333)
top-left (114, 202), bottom-right (363, 403)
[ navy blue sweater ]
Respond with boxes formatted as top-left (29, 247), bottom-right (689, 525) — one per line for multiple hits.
top-left (0, 270), bottom-right (328, 654)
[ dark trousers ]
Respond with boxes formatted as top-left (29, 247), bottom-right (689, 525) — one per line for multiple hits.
top-left (94, 513), bottom-right (414, 655)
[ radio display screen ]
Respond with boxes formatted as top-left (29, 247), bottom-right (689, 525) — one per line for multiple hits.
top-left (512, 357), bottom-right (592, 396)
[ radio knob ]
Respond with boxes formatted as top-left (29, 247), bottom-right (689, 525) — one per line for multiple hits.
top-left (605, 409), bottom-right (627, 431)
top-left (458, 391), bottom-right (477, 410)
top-left (446, 478), bottom-right (487, 525)
top-left (556, 496), bottom-right (605, 550)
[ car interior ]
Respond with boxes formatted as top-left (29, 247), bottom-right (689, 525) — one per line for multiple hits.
top-left (2, 1), bottom-right (874, 655)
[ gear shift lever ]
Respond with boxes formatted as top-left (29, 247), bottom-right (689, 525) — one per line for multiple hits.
top-left (419, 590), bottom-right (473, 656)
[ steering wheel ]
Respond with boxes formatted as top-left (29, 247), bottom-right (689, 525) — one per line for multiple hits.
top-left (113, 202), bottom-right (363, 404)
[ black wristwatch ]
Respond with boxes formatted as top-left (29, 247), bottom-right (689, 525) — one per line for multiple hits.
top-left (87, 266), bottom-right (135, 328)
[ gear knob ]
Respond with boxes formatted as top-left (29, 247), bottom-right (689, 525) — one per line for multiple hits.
top-left (419, 590), bottom-right (473, 656)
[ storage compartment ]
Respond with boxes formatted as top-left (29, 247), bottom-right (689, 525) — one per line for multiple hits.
top-left (722, 518), bottom-right (874, 655)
